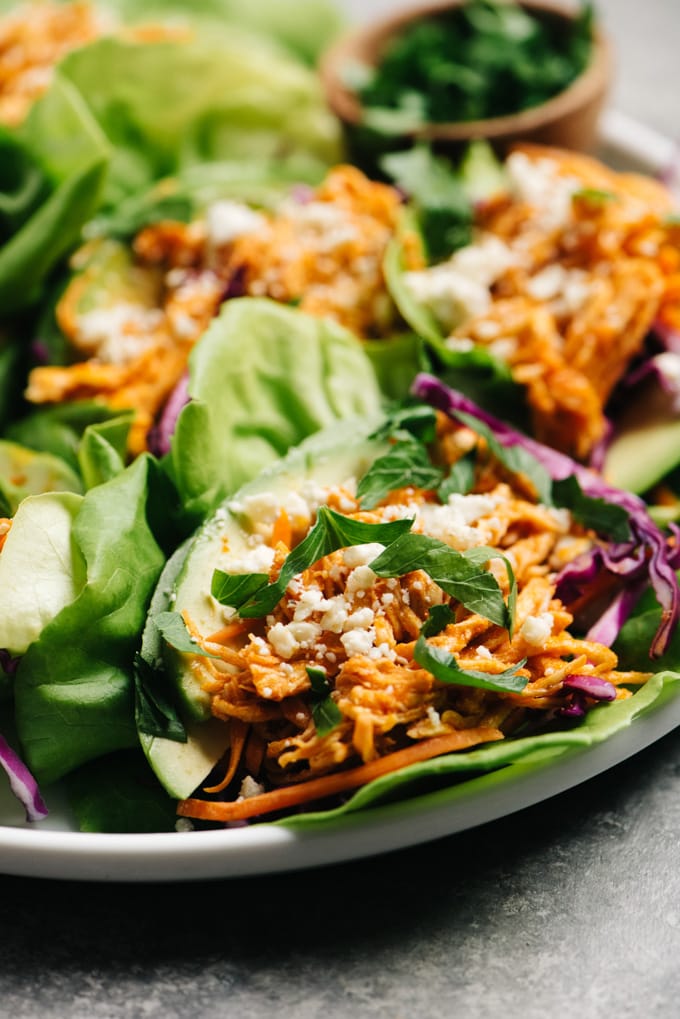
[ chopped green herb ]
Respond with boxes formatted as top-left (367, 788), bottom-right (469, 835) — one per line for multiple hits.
top-left (369, 532), bottom-right (512, 631)
top-left (359, 1), bottom-right (594, 128)
top-left (357, 437), bottom-right (444, 509)
top-left (438, 453), bottom-right (476, 500)
top-left (552, 475), bottom-right (630, 541)
top-left (212, 507), bottom-right (414, 617)
top-left (153, 610), bottom-right (221, 660)
top-left (415, 605), bottom-right (527, 692)
top-left (306, 665), bottom-right (343, 736)
top-left (454, 410), bottom-right (553, 504)
top-left (369, 402), bottom-right (438, 443)
top-left (133, 652), bottom-right (187, 743)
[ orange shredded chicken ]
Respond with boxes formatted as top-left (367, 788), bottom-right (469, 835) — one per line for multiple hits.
top-left (176, 417), bottom-right (649, 822)
top-left (451, 144), bottom-right (680, 459)
top-left (25, 166), bottom-right (414, 453)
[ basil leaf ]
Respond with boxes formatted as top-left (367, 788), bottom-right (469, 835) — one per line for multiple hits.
top-left (357, 438), bottom-right (443, 509)
top-left (213, 508), bottom-right (414, 618)
top-left (369, 403), bottom-right (438, 443)
top-left (306, 665), bottom-right (342, 737)
top-left (133, 653), bottom-right (187, 743)
top-left (552, 475), bottom-right (630, 542)
top-left (463, 545), bottom-right (517, 637)
top-left (210, 571), bottom-right (270, 610)
top-left (154, 610), bottom-right (221, 660)
top-left (370, 533), bottom-right (510, 630)
top-left (455, 410), bottom-right (553, 505)
top-left (438, 453), bottom-right (476, 499)
top-left (420, 602), bottom-right (455, 638)
top-left (414, 635), bottom-right (528, 693)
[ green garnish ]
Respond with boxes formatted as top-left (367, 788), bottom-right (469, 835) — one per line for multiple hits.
top-left (307, 666), bottom-right (343, 737)
top-left (359, 0), bottom-right (594, 129)
top-left (211, 507), bottom-right (414, 617)
top-left (357, 436), bottom-right (444, 509)
top-left (153, 610), bottom-right (221, 660)
top-left (414, 605), bottom-right (528, 693)
top-left (369, 533), bottom-right (514, 633)
top-left (552, 476), bottom-right (631, 541)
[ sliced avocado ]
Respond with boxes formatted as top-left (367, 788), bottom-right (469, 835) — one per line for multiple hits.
top-left (0, 492), bottom-right (85, 655)
top-left (141, 417), bottom-right (387, 799)
top-left (57, 237), bottom-right (163, 346)
top-left (604, 387), bottom-right (680, 494)
top-left (0, 440), bottom-right (82, 514)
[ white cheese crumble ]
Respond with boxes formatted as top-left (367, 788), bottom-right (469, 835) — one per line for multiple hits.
top-left (520, 612), bottom-right (554, 646)
top-left (404, 235), bottom-right (515, 332)
top-left (205, 200), bottom-right (266, 246)
top-left (506, 152), bottom-right (580, 231)
top-left (76, 303), bottom-right (164, 364)
top-left (416, 492), bottom-right (501, 550)
top-left (343, 543), bottom-right (385, 568)
top-left (224, 543), bottom-right (276, 575)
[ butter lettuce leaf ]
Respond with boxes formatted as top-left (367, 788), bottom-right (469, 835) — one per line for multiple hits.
top-left (166, 298), bottom-right (383, 529)
top-left (279, 671), bottom-right (680, 830)
top-left (52, 32), bottom-right (341, 209)
top-left (14, 456), bottom-right (165, 783)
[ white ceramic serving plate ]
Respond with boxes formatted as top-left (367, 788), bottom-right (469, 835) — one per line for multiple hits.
top-left (0, 110), bottom-right (678, 882)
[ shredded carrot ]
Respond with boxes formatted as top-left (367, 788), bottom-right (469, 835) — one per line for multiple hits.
top-left (206, 619), bottom-right (250, 644)
top-left (202, 718), bottom-right (249, 794)
top-left (177, 726), bottom-right (503, 822)
top-left (270, 508), bottom-right (292, 550)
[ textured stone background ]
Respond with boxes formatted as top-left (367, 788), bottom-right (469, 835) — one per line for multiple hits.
top-left (2, 2), bottom-right (679, 1016)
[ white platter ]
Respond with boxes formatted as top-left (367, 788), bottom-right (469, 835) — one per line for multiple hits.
top-left (0, 110), bottom-right (678, 882)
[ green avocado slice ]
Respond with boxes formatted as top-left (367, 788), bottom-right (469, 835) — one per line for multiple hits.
top-left (141, 417), bottom-right (387, 799)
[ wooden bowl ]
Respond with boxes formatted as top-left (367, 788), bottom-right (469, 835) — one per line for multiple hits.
top-left (320, 0), bottom-right (613, 155)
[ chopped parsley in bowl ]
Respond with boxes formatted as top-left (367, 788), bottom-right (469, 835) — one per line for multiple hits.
top-left (321, 0), bottom-right (611, 155)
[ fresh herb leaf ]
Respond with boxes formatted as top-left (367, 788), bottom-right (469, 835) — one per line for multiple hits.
top-left (306, 665), bottom-right (343, 737)
top-left (210, 572), bottom-right (271, 611)
top-left (369, 402), bottom-right (438, 443)
top-left (420, 602), bottom-right (455, 637)
top-left (359, 1), bottom-right (594, 129)
top-left (133, 652), bottom-right (187, 743)
top-left (212, 507), bottom-right (414, 618)
top-left (552, 476), bottom-right (630, 541)
top-left (357, 437), bottom-right (443, 509)
top-left (416, 632), bottom-right (527, 693)
top-left (381, 145), bottom-right (473, 260)
top-left (415, 632), bottom-right (528, 694)
top-left (369, 532), bottom-right (511, 631)
top-left (438, 453), bottom-right (476, 499)
top-left (154, 610), bottom-right (221, 660)
top-left (454, 410), bottom-right (553, 504)
top-left (463, 545), bottom-right (517, 637)
top-left (572, 188), bottom-right (616, 205)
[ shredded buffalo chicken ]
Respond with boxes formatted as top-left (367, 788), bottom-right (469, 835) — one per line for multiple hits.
top-left (26, 166), bottom-right (416, 453)
top-left (444, 145), bottom-right (680, 459)
top-left (177, 416), bottom-right (648, 822)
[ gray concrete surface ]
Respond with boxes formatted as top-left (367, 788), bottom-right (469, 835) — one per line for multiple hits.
top-left (2, 2), bottom-right (680, 1017)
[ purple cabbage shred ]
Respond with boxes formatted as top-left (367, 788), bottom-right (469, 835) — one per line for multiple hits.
top-left (147, 372), bottom-right (190, 457)
top-left (411, 373), bottom-right (680, 657)
top-left (0, 735), bottom-right (48, 822)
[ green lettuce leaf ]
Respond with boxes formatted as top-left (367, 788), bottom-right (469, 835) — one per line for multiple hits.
top-left (278, 671), bottom-right (680, 830)
top-left (166, 298), bottom-right (383, 528)
top-left (0, 78), bottom-right (110, 315)
top-left (14, 456), bottom-right (165, 783)
top-left (0, 492), bottom-right (84, 655)
top-left (51, 32), bottom-right (341, 209)
top-left (99, 0), bottom-right (343, 64)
